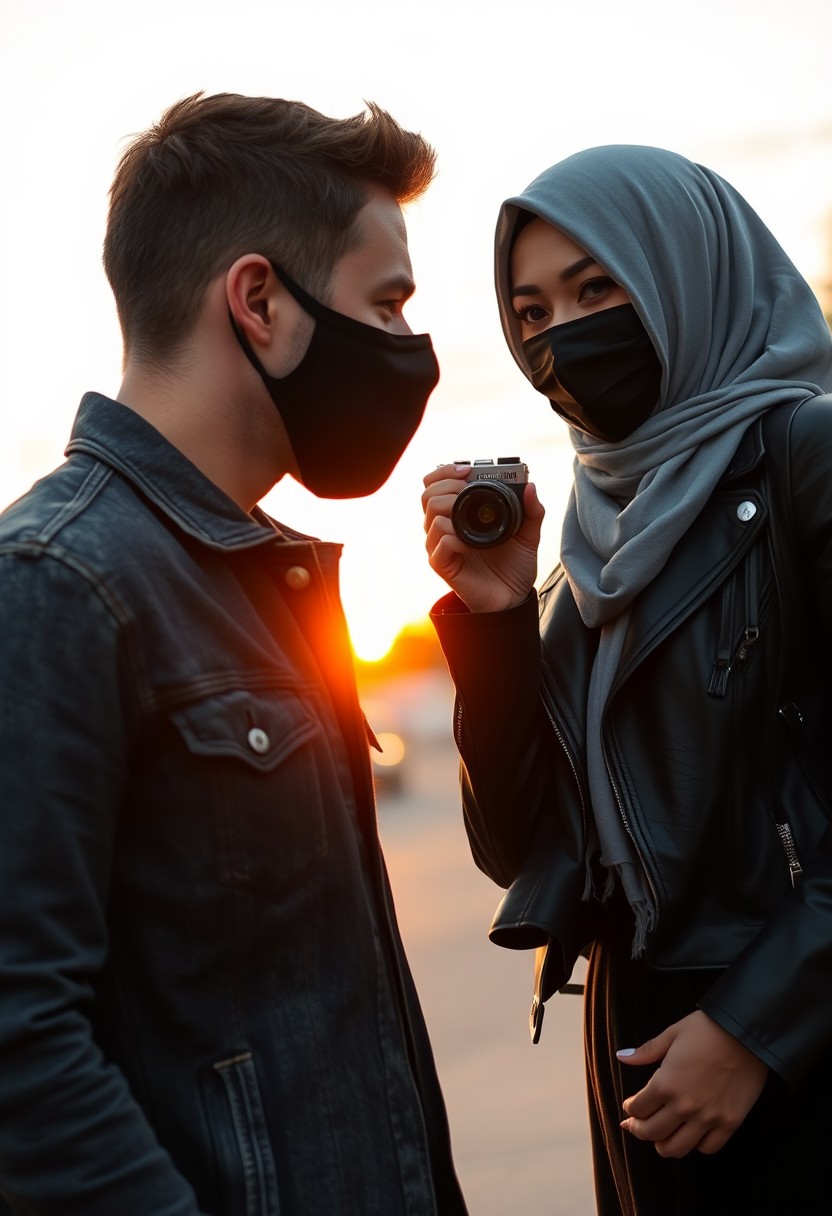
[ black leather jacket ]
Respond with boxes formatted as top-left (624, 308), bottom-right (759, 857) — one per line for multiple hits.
top-left (432, 395), bottom-right (832, 1088)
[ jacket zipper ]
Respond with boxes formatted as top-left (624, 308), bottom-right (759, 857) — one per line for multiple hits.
top-left (775, 700), bottom-right (808, 887)
top-left (774, 819), bottom-right (804, 887)
top-left (456, 688), bottom-right (590, 835)
top-left (708, 574), bottom-right (735, 696)
top-left (543, 692), bottom-right (658, 929)
top-left (735, 547), bottom-right (761, 669)
top-left (539, 688), bottom-right (587, 834)
top-left (708, 547), bottom-right (760, 697)
top-left (605, 759), bottom-right (659, 909)
top-left (538, 690), bottom-right (591, 1009)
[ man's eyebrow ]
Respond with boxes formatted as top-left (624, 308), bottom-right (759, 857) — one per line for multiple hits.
top-left (510, 255), bottom-right (599, 299)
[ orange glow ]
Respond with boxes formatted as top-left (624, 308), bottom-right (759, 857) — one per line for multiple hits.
top-left (348, 617), bottom-right (399, 664)
top-left (352, 617), bottom-right (446, 689)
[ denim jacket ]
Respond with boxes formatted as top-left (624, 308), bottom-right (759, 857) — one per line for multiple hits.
top-left (0, 393), bottom-right (466, 1216)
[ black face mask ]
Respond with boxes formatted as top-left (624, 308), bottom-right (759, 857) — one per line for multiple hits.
top-left (234, 264), bottom-right (439, 498)
top-left (522, 303), bottom-right (661, 443)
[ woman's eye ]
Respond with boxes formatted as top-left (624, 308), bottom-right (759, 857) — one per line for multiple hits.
top-left (514, 303), bottom-right (549, 325)
top-left (578, 276), bottom-right (616, 303)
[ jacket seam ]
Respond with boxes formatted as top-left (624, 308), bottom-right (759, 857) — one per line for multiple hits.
top-left (0, 542), bottom-right (151, 714)
top-left (25, 460), bottom-right (114, 546)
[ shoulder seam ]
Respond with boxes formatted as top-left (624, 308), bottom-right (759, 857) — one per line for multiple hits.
top-left (0, 543), bottom-right (130, 629)
top-left (30, 461), bottom-right (114, 546)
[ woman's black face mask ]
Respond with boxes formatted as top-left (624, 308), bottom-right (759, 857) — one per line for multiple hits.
top-left (233, 264), bottom-right (439, 499)
top-left (522, 303), bottom-right (662, 443)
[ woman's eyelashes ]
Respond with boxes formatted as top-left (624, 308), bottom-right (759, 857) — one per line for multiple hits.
top-left (513, 275), bottom-right (620, 328)
top-left (513, 303), bottom-right (550, 326)
top-left (578, 275), bottom-right (617, 303)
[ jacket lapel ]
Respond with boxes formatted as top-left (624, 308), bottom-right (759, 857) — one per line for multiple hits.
top-left (615, 423), bottom-right (767, 688)
top-left (538, 423), bottom-right (770, 725)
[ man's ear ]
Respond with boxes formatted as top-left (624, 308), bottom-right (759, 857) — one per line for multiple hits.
top-left (225, 255), bottom-right (279, 353)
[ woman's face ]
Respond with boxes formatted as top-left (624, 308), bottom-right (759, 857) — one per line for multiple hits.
top-left (509, 218), bottom-right (631, 337)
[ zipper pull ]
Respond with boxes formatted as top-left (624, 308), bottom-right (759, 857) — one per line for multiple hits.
top-left (708, 578), bottom-right (735, 698)
top-left (735, 625), bottom-right (760, 665)
top-left (708, 661), bottom-right (731, 698)
top-left (775, 820), bottom-right (804, 887)
top-left (734, 544), bottom-right (760, 670)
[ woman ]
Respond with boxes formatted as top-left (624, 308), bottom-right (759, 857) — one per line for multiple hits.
top-left (422, 145), bottom-right (832, 1215)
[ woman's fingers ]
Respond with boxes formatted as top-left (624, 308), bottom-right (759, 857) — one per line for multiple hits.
top-left (619, 1012), bottom-right (768, 1158)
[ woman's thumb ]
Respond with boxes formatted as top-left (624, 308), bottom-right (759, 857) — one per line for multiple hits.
top-left (616, 1029), bottom-right (673, 1066)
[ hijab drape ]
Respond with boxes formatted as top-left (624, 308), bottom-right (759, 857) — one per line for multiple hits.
top-left (494, 145), bottom-right (832, 950)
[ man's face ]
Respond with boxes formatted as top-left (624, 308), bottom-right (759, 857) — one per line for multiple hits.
top-left (327, 183), bottom-right (417, 335)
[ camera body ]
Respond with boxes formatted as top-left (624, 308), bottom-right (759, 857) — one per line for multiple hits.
top-left (451, 457), bottom-right (528, 548)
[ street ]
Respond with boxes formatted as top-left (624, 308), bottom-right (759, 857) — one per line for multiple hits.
top-left (369, 669), bottom-right (596, 1216)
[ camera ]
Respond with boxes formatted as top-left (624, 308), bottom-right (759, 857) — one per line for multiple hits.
top-left (450, 458), bottom-right (528, 549)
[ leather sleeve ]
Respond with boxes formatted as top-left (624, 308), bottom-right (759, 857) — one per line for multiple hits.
top-left (430, 590), bottom-right (563, 888)
top-left (699, 397), bottom-right (832, 1087)
top-left (0, 551), bottom-right (204, 1213)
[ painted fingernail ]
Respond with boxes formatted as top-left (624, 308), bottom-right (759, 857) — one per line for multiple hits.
top-left (616, 1048), bottom-right (636, 1057)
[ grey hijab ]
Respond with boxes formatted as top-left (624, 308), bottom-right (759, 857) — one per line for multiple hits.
top-left (494, 145), bottom-right (832, 951)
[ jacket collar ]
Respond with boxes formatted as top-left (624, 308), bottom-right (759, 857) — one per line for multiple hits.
top-left (614, 420), bottom-right (768, 688)
top-left (66, 392), bottom-right (306, 552)
top-left (544, 413), bottom-right (778, 700)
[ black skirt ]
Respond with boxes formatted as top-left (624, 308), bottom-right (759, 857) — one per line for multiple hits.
top-left (584, 903), bottom-right (832, 1216)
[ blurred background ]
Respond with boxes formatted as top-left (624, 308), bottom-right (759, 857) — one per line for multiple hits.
top-left (3, 2), bottom-right (832, 1210)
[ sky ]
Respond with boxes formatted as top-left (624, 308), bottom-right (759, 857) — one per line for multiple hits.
top-left (3, 0), bottom-right (832, 658)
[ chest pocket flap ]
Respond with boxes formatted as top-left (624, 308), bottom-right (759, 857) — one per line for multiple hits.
top-left (171, 687), bottom-right (320, 773)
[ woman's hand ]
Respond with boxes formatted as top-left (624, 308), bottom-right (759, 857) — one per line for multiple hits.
top-left (617, 1010), bottom-right (769, 1157)
top-left (422, 464), bottom-right (545, 613)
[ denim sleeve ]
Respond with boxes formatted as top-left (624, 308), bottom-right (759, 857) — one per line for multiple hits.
top-left (0, 550), bottom-right (203, 1213)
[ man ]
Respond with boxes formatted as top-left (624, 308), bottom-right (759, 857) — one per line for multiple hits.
top-left (0, 92), bottom-right (466, 1214)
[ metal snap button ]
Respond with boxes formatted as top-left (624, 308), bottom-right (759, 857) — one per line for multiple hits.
top-left (285, 565), bottom-right (311, 591)
top-left (247, 727), bottom-right (270, 754)
top-left (737, 501), bottom-right (757, 522)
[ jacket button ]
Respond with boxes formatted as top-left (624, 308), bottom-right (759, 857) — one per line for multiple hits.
top-left (247, 727), bottom-right (270, 754)
top-left (737, 501), bottom-right (757, 522)
top-left (285, 565), bottom-right (311, 591)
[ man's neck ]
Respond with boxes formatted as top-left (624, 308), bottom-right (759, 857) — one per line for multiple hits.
top-left (116, 360), bottom-right (289, 514)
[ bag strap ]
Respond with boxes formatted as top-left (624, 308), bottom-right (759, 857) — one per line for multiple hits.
top-left (759, 400), bottom-right (805, 699)
top-left (760, 394), bottom-right (832, 702)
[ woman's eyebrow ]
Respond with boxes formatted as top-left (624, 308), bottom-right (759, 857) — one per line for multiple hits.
top-left (560, 255), bottom-right (597, 282)
top-left (511, 255), bottom-right (599, 299)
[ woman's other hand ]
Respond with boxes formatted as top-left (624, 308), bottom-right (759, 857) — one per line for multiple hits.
top-left (617, 1010), bottom-right (769, 1157)
top-left (422, 464), bottom-right (545, 613)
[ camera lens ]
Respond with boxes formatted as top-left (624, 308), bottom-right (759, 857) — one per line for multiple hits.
top-left (451, 480), bottom-right (523, 548)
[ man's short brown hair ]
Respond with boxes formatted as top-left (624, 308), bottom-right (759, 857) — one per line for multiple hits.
top-left (103, 92), bottom-right (436, 363)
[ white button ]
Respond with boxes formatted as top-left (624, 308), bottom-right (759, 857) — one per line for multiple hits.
top-left (285, 565), bottom-right (311, 591)
top-left (247, 727), bottom-right (270, 754)
top-left (737, 501), bottom-right (757, 522)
